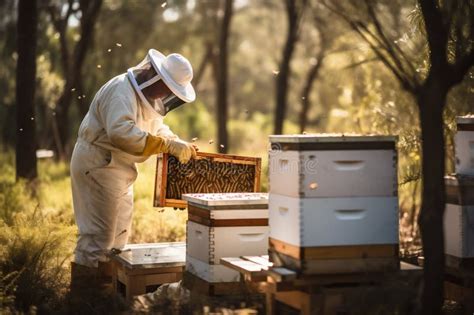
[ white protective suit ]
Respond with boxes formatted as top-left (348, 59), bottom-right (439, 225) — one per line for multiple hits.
top-left (70, 50), bottom-right (194, 268)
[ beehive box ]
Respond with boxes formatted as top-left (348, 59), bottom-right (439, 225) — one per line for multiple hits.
top-left (269, 194), bottom-right (399, 248)
top-left (182, 193), bottom-right (269, 283)
top-left (154, 153), bottom-right (261, 208)
top-left (186, 254), bottom-right (241, 283)
top-left (268, 134), bottom-right (397, 198)
top-left (268, 195), bottom-right (400, 275)
top-left (444, 174), bottom-right (474, 259)
top-left (455, 116), bottom-right (474, 175)
top-left (267, 134), bottom-right (399, 274)
top-left (183, 193), bottom-right (269, 265)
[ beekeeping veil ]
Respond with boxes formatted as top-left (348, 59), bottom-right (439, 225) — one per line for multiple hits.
top-left (127, 49), bottom-right (196, 116)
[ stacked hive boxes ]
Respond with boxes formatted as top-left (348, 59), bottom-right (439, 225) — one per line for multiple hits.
top-left (183, 193), bottom-right (269, 283)
top-left (445, 116), bottom-right (474, 263)
top-left (268, 134), bottom-right (400, 274)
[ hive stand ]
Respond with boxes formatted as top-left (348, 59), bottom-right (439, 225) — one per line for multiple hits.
top-left (221, 255), bottom-right (423, 315)
top-left (111, 242), bottom-right (185, 301)
top-left (443, 255), bottom-right (474, 311)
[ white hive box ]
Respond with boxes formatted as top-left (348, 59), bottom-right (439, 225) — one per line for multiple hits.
top-left (185, 254), bottom-right (240, 283)
top-left (268, 134), bottom-right (397, 198)
top-left (444, 174), bottom-right (474, 258)
top-left (269, 194), bottom-right (399, 248)
top-left (183, 193), bottom-right (269, 282)
top-left (455, 116), bottom-right (474, 175)
top-left (186, 221), bottom-right (269, 264)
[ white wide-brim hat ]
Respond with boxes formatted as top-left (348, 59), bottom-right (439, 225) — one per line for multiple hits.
top-left (148, 49), bottom-right (196, 103)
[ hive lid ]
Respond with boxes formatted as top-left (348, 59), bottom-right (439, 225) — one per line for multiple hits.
top-left (445, 174), bottom-right (474, 186)
top-left (182, 192), bottom-right (269, 207)
top-left (456, 115), bottom-right (474, 131)
top-left (112, 242), bottom-right (186, 269)
top-left (445, 174), bottom-right (474, 205)
top-left (269, 134), bottom-right (398, 144)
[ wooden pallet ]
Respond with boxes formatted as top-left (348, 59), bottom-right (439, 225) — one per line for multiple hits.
top-left (444, 255), bottom-right (474, 310)
top-left (154, 152), bottom-right (261, 208)
top-left (221, 255), bottom-right (422, 315)
top-left (111, 242), bottom-right (185, 301)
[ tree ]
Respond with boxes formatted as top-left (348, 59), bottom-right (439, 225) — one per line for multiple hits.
top-left (274, 0), bottom-right (308, 135)
top-left (299, 13), bottom-right (329, 133)
top-left (16, 0), bottom-right (38, 180)
top-left (325, 0), bottom-right (473, 313)
top-left (47, 0), bottom-right (102, 158)
top-left (214, 0), bottom-right (233, 153)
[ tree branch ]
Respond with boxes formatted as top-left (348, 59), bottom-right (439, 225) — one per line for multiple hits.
top-left (364, 0), bottom-right (419, 84)
top-left (448, 49), bottom-right (474, 86)
top-left (419, 0), bottom-right (449, 72)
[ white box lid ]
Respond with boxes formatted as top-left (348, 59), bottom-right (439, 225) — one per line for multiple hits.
top-left (456, 115), bottom-right (474, 125)
top-left (269, 133), bottom-right (397, 144)
top-left (112, 242), bottom-right (186, 269)
top-left (182, 193), bottom-right (269, 206)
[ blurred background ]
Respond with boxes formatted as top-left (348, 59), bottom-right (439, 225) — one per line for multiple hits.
top-left (0, 0), bottom-right (472, 313)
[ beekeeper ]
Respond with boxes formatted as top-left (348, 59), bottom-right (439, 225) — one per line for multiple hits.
top-left (70, 49), bottom-right (197, 284)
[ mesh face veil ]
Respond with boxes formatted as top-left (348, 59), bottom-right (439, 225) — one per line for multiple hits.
top-left (127, 50), bottom-right (192, 116)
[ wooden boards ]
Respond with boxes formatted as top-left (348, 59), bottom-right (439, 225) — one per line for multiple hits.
top-left (445, 174), bottom-right (474, 205)
top-left (154, 152), bottom-right (261, 208)
top-left (269, 249), bottom-right (399, 275)
top-left (269, 238), bottom-right (399, 261)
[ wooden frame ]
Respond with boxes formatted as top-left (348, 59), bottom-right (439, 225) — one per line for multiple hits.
top-left (188, 204), bottom-right (268, 227)
top-left (154, 152), bottom-right (262, 208)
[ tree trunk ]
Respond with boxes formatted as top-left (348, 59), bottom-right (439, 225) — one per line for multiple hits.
top-left (15, 0), bottom-right (38, 180)
top-left (274, 0), bottom-right (301, 135)
top-left (216, 0), bottom-right (233, 154)
top-left (417, 77), bottom-right (448, 315)
top-left (299, 55), bottom-right (324, 133)
top-left (52, 0), bottom-right (102, 159)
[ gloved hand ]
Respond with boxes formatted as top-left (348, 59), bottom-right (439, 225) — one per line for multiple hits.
top-left (164, 138), bottom-right (197, 163)
top-left (142, 134), bottom-right (196, 163)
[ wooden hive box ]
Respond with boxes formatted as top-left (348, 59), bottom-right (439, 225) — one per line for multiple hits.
top-left (267, 134), bottom-right (399, 275)
top-left (154, 152), bottom-right (261, 208)
top-left (182, 193), bottom-right (270, 283)
top-left (455, 116), bottom-right (474, 175)
top-left (268, 134), bottom-right (398, 198)
top-left (444, 174), bottom-right (474, 261)
top-left (268, 195), bottom-right (400, 275)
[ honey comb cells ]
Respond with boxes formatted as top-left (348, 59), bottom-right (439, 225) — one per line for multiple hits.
top-left (165, 155), bottom-right (257, 199)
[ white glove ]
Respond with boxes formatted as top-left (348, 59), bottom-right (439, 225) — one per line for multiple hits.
top-left (164, 139), bottom-right (197, 164)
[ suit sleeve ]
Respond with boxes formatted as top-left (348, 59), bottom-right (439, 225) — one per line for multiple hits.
top-left (155, 121), bottom-right (179, 140)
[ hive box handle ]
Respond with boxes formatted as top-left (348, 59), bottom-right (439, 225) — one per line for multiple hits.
top-left (335, 209), bottom-right (366, 220)
top-left (278, 207), bottom-right (289, 215)
top-left (194, 230), bottom-right (203, 239)
top-left (238, 233), bottom-right (266, 242)
top-left (333, 160), bottom-right (365, 171)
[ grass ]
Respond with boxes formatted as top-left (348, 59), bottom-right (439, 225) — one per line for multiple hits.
top-left (0, 152), bottom-right (190, 313)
